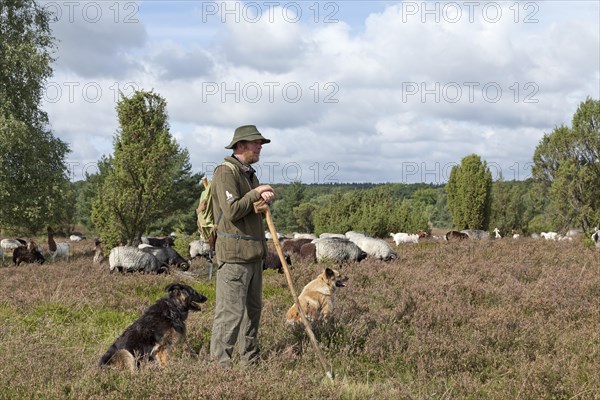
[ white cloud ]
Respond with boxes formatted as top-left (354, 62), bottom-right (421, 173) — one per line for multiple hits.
top-left (42, 1), bottom-right (600, 184)
top-left (49, 1), bottom-right (147, 78)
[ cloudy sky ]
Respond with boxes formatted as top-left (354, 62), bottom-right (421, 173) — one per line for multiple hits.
top-left (41, 0), bottom-right (600, 184)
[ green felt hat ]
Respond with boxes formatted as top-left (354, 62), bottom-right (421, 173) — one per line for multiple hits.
top-left (225, 125), bottom-right (271, 149)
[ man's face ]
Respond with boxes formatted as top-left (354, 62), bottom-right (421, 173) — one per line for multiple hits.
top-left (237, 140), bottom-right (263, 164)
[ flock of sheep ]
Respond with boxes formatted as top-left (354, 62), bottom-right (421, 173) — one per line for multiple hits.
top-left (275, 227), bottom-right (600, 266)
top-left (105, 237), bottom-right (212, 274)
top-left (0, 227), bottom-right (75, 265)
top-left (2, 226), bottom-right (599, 272)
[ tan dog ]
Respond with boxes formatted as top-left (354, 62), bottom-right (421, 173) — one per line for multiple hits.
top-left (286, 268), bottom-right (347, 324)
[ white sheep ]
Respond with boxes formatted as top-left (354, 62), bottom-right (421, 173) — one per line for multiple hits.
top-left (50, 243), bottom-right (70, 262)
top-left (292, 232), bottom-right (317, 240)
top-left (1, 238), bottom-right (24, 251)
top-left (591, 230), bottom-right (600, 248)
top-left (316, 237), bottom-right (367, 263)
top-left (69, 234), bottom-right (85, 242)
top-left (189, 239), bottom-right (215, 279)
top-left (493, 228), bottom-right (501, 239)
top-left (541, 232), bottom-right (559, 241)
top-left (389, 232), bottom-right (419, 245)
top-left (319, 233), bottom-right (346, 239)
top-left (344, 231), bottom-right (368, 240)
top-left (2, 239), bottom-right (20, 262)
top-left (345, 231), bottom-right (397, 261)
top-left (265, 231), bottom-right (283, 241)
top-left (108, 246), bottom-right (166, 274)
top-left (46, 227), bottom-right (70, 262)
top-left (189, 239), bottom-right (212, 260)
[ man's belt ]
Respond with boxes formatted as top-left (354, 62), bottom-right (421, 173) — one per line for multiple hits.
top-left (217, 231), bottom-right (264, 241)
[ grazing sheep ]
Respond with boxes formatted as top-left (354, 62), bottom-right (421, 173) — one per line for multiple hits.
top-left (319, 233), bottom-right (346, 239)
top-left (299, 242), bottom-right (317, 263)
top-left (344, 231), bottom-right (396, 261)
top-left (531, 233), bottom-right (541, 239)
top-left (12, 245), bottom-right (45, 265)
top-left (592, 230), bottom-right (600, 248)
top-left (493, 228), bottom-right (501, 239)
top-left (188, 238), bottom-right (216, 279)
top-left (93, 239), bottom-right (105, 264)
top-left (47, 227), bottom-right (70, 262)
top-left (541, 232), bottom-right (559, 241)
top-left (460, 229), bottom-right (490, 240)
top-left (389, 232), bottom-right (419, 245)
top-left (263, 250), bottom-right (291, 274)
top-left (292, 232), bottom-right (317, 240)
top-left (189, 239), bottom-right (212, 261)
top-left (2, 238), bottom-right (25, 261)
top-left (141, 236), bottom-right (175, 247)
top-left (265, 231), bottom-right (283, 241)
top-left (316, 237), bottom-right (368, 263)
top-left (69, 234), bottom-right (86, 242)
top-left (344, 231), bottom-right (369, 241)
top-left (281, 238), bottom-right (313, 259)
top-left (445, 231), bottom-right (469, 241)
top-left (140, 246), bottom-right (190, 271)
top-left (108, 246), bottom-right (167, 274)
top-left (1, 238), bottom-right (26, 251)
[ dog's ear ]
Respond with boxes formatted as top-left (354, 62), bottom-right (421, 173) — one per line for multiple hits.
top-left (165, 283), bottom-right (183, 293)
top-left (324, 268), bottom-right (334, 280)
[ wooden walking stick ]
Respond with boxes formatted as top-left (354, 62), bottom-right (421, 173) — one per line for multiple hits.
top-left (256, 201), bottom-right (334, 382)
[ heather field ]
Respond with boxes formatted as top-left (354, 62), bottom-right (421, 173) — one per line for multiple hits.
top-left (0, 237), bottom-right (598, 400)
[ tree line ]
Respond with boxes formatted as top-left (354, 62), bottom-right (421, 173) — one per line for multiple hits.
top-left (1, 1), bottom-right (598, 245)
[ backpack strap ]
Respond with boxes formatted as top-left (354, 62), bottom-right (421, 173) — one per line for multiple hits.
top-left (213, 161), bottom-right (240, 226)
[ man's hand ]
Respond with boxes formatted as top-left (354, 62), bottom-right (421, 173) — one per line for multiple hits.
top-left (256, 185), bottom-right (276, 204)
top-left (253, 199), bottom-right (270, 214)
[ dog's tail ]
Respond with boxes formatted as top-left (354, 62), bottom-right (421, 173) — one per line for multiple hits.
top-left (99, 347), bottom-right (136, 372)
top-left (99, 345), bottom-right (117, 367)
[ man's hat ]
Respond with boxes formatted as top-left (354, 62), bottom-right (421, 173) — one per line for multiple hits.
top-left (225, 125), bottom-right (271, 149)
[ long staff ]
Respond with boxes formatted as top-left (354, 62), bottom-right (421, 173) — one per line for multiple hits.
top-left (261, 206), bottom-right (333, 382)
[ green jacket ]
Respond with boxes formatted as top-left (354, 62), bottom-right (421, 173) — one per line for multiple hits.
top-left (212, 156), bottom-right (267, 263)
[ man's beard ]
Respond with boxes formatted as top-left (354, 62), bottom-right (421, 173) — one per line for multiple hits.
top-left (242, 149), bottom-right (260, 164)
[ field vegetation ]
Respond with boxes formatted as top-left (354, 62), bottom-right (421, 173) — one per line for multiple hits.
top-left (1, 236), bottom-right (598, 399)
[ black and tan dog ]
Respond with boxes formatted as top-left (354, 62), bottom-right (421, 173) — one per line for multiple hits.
top-left (99, 283), bottom-right (207, 372)
top-left (286, 268), bottom-right (347, 324)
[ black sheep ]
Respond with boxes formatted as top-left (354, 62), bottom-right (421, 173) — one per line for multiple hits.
top-left (13, 245), bottom-right (45, 266)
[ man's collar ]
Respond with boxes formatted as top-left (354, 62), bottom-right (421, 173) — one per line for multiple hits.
top-left (229, 155), bottom-right (255, 175)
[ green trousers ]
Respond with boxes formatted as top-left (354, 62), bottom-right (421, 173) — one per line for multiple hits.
top-left (210, 261), bottom-right (263, 368)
